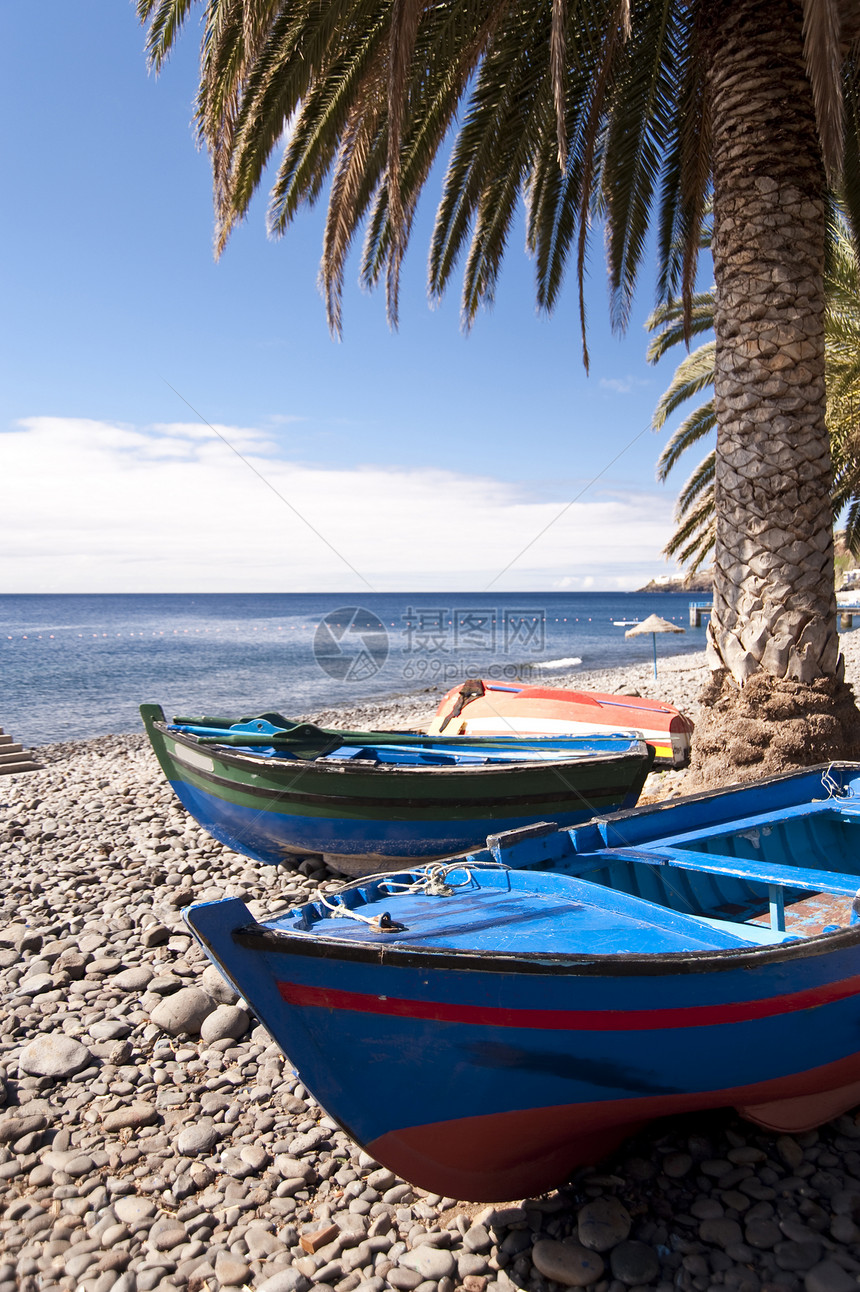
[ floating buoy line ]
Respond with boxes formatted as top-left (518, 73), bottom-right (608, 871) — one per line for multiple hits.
top-left (3, 613), bottom-right (687, 642)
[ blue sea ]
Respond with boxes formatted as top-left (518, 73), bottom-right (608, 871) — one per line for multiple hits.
top-left (0, 593), bottom-right (708, 747)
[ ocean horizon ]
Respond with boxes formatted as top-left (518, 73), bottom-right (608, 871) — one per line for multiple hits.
top-left (1, 591), bottom-right (709, 746)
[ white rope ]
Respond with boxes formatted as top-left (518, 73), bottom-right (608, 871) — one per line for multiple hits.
top-left (822, 762), bottom-right (853, 800)
top-left (316, 859), bottom-right (509, 927)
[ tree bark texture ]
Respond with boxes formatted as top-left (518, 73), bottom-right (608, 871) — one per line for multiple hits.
top-left (707, 0), bottom-right (838, 688)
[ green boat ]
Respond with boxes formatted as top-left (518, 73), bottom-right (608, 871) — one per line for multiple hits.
top-left (140, 704), bottom-right (654, 874)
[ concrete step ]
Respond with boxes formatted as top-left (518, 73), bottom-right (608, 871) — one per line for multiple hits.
top-left (0, 722), bottom-right (40, 773)
top-left (0, 758), bottom-right (41, 775)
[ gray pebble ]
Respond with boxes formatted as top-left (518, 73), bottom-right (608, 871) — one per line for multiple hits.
top-left (532, 1240), bottom-right (605, 1287)
top-left (102, 1103), bottom-right (158, 1132)
top-left (201, 962), bottom-right (239, 1004)
top-left (18, 1033), bottom-right (93, 1078)
top-left (176, 1118), bottom-right (220, 1155)
top-left (699, 1218), bottom-right (744, 1248)
top-left (114, 1196), bottom-right (157, 1225)
top-left (290, 1127), bottom-right (330, 1154)
top-left (608, 1241), bottom-right (660, 1286)
top-left (149, 985), bottom-right (214, 1035)
top-left (199, 1003), bottom-right (250, 1043)
top-left (0, 1112), bottom-right (47, 1142)
top-left (805, 1263), bottom-right (860, 1292)
top-left (463, 1225), bottom-right (492, 1254)
top-left (113, 966), bottom-right (153, 990)
top-left (390, 1270), bottom-right (424, 1291)
top-left (258, 1271), bottom-right (312, 1292)
top-left (89, 1019), bottom-right (131, 1041)
top-left (399, 1246), bottom-right (457, 1281)
top-left (745, 1219), bottom-right (782, 1249)
top-left (577, 1197), bottom-right (632, 1252)
top-left (662, 1152), bottom-right (693, 1177)
top-left (215, 1251), bottom-right (252, 1285)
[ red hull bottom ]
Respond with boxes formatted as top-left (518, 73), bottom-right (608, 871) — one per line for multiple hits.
top-left (368, 1054), bottom-right (860, 1201)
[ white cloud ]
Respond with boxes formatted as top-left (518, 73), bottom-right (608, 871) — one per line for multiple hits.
top-left (599, 375), bottom-right (651, 395)
top-left (0, 417), bottom-right (679, 592)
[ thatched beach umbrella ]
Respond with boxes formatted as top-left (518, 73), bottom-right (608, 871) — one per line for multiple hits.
top-left (626, 614), bottom-right (685, 679)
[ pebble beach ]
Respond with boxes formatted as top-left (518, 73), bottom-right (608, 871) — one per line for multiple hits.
top-left (5, 640), bottom-right (860, 1292)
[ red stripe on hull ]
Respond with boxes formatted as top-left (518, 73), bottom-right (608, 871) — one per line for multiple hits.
top-left (367, 1052), bottom-right (860, 1201)
top-left (278, 972), bottom-right (860, 1031)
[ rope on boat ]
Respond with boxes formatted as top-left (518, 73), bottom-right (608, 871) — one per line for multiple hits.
top-left (822, 763), bottom-right (855, 800)
top-left (316, 859), bottom-right (509, 928)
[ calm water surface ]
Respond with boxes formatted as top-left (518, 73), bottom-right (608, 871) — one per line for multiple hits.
top-left (0, 592), bottom-right (708, 746)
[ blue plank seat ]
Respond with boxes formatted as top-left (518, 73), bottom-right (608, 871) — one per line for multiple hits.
top-left (579, 846), bottom-right (860, 941)
top-left (486, 812), bottom-right (860, 942)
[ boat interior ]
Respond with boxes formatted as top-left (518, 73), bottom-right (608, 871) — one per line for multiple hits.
top-left (245, 796), bottom-right (857, 957)
top-left (550, 800), bottom-right (860, 943)
top-left (167, 718), bottom-right (642, 767)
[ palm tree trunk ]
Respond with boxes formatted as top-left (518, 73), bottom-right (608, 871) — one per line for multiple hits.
top-left (709, 0), bottom-right (835, 684)
top-left (690, 0), bottom-right (860, 783)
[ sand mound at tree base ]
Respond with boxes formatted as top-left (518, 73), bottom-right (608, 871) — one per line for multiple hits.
top-left (688, 671), bottom-right (860, 791)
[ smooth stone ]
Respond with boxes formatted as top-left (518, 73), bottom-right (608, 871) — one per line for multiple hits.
top-left (239, 1144), bottom-right (270, 1171)
top-left (114, 1195), bottom-right (158, 1225)
top-left (102, 1103), bottom-right (159, 1132)
top-left (745, 1219), bottom-right (782, 1249)
top-left (201, 963), bottom-right (239, 1005)
top-left (463, 1226), bottom-right (492, 1254)
top-left (289, 1127), bottom-right (330, 1155)
top-left (109, 1274), bottom-right (137, 1292)
top-left (532, 1240), bottom-right (605, 1287)
top-left (776, 1242), bottom-right (824, 1272)
top-left (457, 1254), bottom-right (489, 1278)
top-left (142, 923), bottom-right (170, 948)
top-left (662, 1153), bottom-right (693, 1178)
top-left (149, 986), bottom-right (214, 1036)
top-left (805, 1264), bottom-right (859, 1292)
top-left (399, 1249), bottom-right (457, 1281)
top-left (274, 1154), bottom-right (315, 1181)
top-left (199, 1004), bottom-right (250, 1044)
top-left (0, 1112), bottom-right (47, 1142)
top-left (19, 1034), bottom-right (93, 1079)
top-left (577, 1197), bottom-right (632, 1252)
top-left (148, 1221), bottom-right (187, 1251)
top-left (101, 1224), bottom-right (131, 1248)
top-left (215, 1251), bottom-right (252, 1285)
top-left (258, 1270), bottom-right (312, 1292)
top-left (608, 1241), bottom-right (660, 1286)
top-left (113, 967), bottom-right (154, 991)
top-left (176, 1119), bottom-right (220, 1156)
top-left (18, 972), bottom-right (55, 994)
top-left (389, 1271), bottom-right (424, 1291)
top-left (89, 1019), bottom-right (132, 1041)
top-left (699, 1218), bottom-right (744, 1248)
top-left (64, 1153), bottom-right (96, 1177)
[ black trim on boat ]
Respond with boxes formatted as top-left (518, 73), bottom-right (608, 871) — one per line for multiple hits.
top-left (229, 918), bottom-right (860, 976)
top-left (155, 724), bottom-right (651, 812)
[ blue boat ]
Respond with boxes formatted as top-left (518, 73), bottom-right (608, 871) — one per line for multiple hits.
top-left (140, 704), bottom-right (652, 874)
top-left (184, 762), bottom-right (860, 1201)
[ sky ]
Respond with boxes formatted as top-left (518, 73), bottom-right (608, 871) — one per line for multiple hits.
top-left (0, 2), bottom-right (713, 594)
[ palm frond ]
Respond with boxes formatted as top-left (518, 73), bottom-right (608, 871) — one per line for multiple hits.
top-left (138, 0), bottom-right (196, 71)
top-left (656, 399), bottom-right (716, 478)
top-left (651, 341), bottom-right (715, 428)
top-left (802, 0), bottom-right (845, 184)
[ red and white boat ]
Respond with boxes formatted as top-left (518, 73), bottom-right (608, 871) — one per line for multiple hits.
top-left (428, 678), bottom-right (693, 767)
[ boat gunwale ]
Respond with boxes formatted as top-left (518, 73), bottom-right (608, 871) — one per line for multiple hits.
top-left (153, 721), bottom-right (652, 784)
top-left (583, 761), bottom-right (860, 834)
top-left (222, 910), bottom-right (860, 976)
